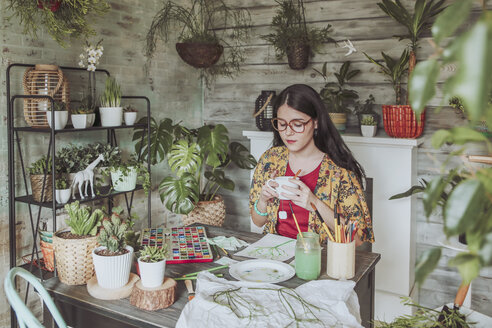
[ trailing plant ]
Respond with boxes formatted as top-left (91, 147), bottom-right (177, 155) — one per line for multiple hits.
top-left (406, 0), bottom-right (492, 288)
top-left (6, 0), bottom-right (109, 48)
top-left (314, 61), bottom-right (360, 113)
top-left (145, 0), bottom-right (251, 85)
top-left (360, 116), bottom-right (377, 126)
top-left (64, 201), bottom-right (104, 237)
top-left (98, 207), bottom-right (129, 254)
top-left (87, 142), bottom-right (121, 168)
top-left (55, 177), bottom-right (68, 189)
top-left (262, 0), bottom-right (336, 62)
top-left (103, 153), bottom-right (150, 194)
top-left (364, 50), bottom-right (410, 105)
top-left (139, 245), bottom-right (168, 263)
top-left (377, 0), bottom-right (446, 75)
top-left (28, 156), bottom-right (52, 175)
top-left (55, 144), bottom-right (90, 173)
top-left (100, 77), bottom-right (121, 108)
top-left (124, 105), bottom-right (138, 113)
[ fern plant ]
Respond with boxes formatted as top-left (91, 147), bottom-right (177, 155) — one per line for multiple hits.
top-left (139, 245), bottom-right (168, 263)
top-left (98, 207), bottom-right (129, 253)
top-left (64, 201), bottom-right (104, 236)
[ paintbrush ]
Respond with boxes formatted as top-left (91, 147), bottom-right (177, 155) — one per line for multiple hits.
top-left (293, 169), bottom-right (301, 179)
top-left (310, 202), bottom-right (335, 242)
top-left (184, 279), bottom-right (195, 301)
top-left (219, 246), bottom-right (232, 258)
top-left (288, 202), bottom-right (307, 250)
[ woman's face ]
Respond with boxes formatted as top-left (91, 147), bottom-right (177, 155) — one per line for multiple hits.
top-left (276, 103), bottom-right (317, 154)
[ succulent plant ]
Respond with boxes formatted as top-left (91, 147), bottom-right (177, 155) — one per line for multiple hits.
top-left (64, 201), bottom-right (104, 236)
top-left (124, 105), bottom-right (138, 113)
top-left (98, 207), bottom-right (129, 253)
top-left (47, 101), bottom-right (67, 111)
top-left (139, 245), bottom-right (168, 263)
top-left (360, 116), bottom-right (377, 126)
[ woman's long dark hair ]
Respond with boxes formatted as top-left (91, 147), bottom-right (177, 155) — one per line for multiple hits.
top-left (272, 84), bottom-right (366, 184)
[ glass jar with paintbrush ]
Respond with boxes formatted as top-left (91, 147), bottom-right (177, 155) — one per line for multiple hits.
top-left (289, 202), bottom-right (321, 280)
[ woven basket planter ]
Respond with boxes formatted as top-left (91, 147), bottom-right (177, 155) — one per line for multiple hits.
top-left (53, 229), bottom-right (98, 285)
top-left (328, 113), bottom-right (347, 133)
top-left (181, 195), bottom-right (226, 227)
top-left (175, 42), bottom-right (224, 68)
top-left (30, 174), bottom-right (53, 202)
top-left (382, 105), bottom-right (425, 138)
top-left (23, 64), bottom-right (70, 128)
top-left (286, 42), bottom-right (310, 70)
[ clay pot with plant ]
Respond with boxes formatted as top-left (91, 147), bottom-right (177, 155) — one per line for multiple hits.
top-left (52, 201), bottom-right (104, 285)
top-left (262, 0), bottom-right (335, 70)
top-left (314, 61), bottom-right (360, 133)
top-left (92, 207), bottom-right (133, 289)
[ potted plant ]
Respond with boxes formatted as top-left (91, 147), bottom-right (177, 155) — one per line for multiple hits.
top-left (314, 61), bottom-right (360, 132)
top-left (55, 176), bottom-right (70, 204)
top-left (105, 154), bottom-right (150, 194)
top-left (71, 96), bottom-right (96, 129)
top-left (88, 142), bottom-right (122, 189)
top-left (145, 0), bottom-right (251, 85)
top-left (99, 77), bottom-right (122, 127)
top-left (6, 0), bottom-right (109, 47)
top-left (46, 101), bottom-right (68, 130)
top-left (262, 0), bottom-right (336, 70)
top-left (360, 116), bottom-right (378, 137)
top-left (137, 245), bottom-right (168, 288)
top-left (28, 156), bottom-right (54, 202)
top-left (92, 207), bottom-right (133, 289)
top-left (123, 105), bottom-right (138, 126)
top-left (154, 120), bottom-right (257, 226)
top-left (52, 201), bottom-right (104, 285)
top-left (354, 94), bottom-right (379, 127)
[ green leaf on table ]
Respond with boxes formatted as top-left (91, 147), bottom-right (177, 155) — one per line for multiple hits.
top-left (449, 252), bottom-right (481, 284)
top-left (409, 59), bottom-right (439, 116)
top-left (432, 0), bottom-right (473, 45)
top-left (444, 179), bottom-right (484, 236)
top-left (415, 247), bottom-right (441, 286)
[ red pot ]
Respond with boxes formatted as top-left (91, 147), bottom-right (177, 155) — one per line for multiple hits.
top-left (382, 105), bottom-right (425, 138)
top-left (37, 0), bottom-right (61, 12)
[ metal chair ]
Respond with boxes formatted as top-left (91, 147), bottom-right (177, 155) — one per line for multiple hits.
top-left (4, 267), bottom-right (68, 328)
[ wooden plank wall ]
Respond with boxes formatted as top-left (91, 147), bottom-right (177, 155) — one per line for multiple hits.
top-left (202, 0), bottom-right (492, 317)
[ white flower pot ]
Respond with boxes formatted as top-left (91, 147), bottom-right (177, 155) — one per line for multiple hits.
top-left (99, 107), bottom-right (123, 127)
top-left (55, 188), bottom-right (71, 204)
top-left (138, 258), bottom-right (166, 288)
top-left (86, 113), bottom-right (95, 127)
top-left (71, 114), bottom-right (89, 129)
top-left (46, 111), bottom-right (68, 130)
top-left (111, 166), bottom-right (137, 192)
top-left (360, 125), bottom-right (377, 137)
top-left (124, 112), bottom-right (137, 126)
top-left (92, 245), bottom-right (133, 289)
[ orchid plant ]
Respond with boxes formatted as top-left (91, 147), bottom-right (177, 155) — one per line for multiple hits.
top-left (78, 39), bottom-right (104, 72)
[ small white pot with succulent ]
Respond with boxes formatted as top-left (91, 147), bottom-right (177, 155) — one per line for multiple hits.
top-left (360, 116), bottom-right (378, 137)
top-left (46, 101), bottom-right (69, 130)
top-left (92, 207), bottom-right (133, 289)
top-left (137, 245), bottom-right (168, 288)
top-left (55, 176), bottom-right (71, 204)
top-left (123, 105), bottom-right (138, 126)
top-left (71, 99), bottom-right (96, 129)
top-left (99, 77), bottom-right (123, 127)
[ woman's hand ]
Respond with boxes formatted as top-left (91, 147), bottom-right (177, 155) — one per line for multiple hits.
top-left (281, 178), bottom-right (317, 210)
top-left (257, 170), bottom-right (279, 210)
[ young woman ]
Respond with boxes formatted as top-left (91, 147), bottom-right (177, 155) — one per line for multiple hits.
top-left (249, 84), bottom-right (374, 245)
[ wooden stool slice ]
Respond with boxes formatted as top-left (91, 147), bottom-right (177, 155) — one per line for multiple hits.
top-left (129, 277), bottom-right (177, 311)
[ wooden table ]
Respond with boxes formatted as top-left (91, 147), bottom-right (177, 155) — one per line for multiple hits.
top-left (43, 225), bottom-right (380, 328)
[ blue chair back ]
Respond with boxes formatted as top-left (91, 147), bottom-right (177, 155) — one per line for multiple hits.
top-left (4, 267), bottom-right (68, 328)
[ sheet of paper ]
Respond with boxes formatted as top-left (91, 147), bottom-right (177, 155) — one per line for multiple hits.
top-left (234, 233), bottom-right (296, 261)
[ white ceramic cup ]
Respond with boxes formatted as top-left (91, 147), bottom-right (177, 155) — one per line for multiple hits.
top-left (267, 176), bottom-right (299, 200)
top-left (326, 239), bottom-right (355, 280)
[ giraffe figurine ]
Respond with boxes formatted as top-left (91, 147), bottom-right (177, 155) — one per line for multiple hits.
top-left (71, 154), bottom-right (104, 200)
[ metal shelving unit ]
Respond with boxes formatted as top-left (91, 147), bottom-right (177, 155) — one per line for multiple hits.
top-left (6, 63), bottom-right (152, 327)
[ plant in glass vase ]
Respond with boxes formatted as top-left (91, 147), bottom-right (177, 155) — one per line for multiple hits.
top-left (262, 0), bottom-right (336, 70)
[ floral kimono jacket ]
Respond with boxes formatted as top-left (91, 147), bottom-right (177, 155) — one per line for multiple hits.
top-left (249, 146), bottom-right (374, 243)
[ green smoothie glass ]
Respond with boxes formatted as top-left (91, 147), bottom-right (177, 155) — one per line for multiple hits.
top-left (295, 232), bottom-right (321, 280)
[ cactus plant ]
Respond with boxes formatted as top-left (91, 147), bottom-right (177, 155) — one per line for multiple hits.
top-left (98, 207), bottom-right (129, 254)
top-left (64, 201), bottom-right (104, 236)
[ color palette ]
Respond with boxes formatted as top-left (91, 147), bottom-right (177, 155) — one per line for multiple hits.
top-left (140, 226), bottom-right (213, 264)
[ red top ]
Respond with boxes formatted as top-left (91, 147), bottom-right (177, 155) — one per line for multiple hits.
top-left (276, 162), bottom-right (321, 239)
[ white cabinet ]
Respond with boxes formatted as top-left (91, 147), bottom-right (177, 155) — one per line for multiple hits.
top-left (243, 130), bottom-right (423, 322)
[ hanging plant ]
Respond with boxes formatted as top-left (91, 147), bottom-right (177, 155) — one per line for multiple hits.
top-left (145, 0), bottom-right (251, 86)
top-left (6, 0), bottom-right (110, 47)
top-left (261, 0), bottom-right (336, 70)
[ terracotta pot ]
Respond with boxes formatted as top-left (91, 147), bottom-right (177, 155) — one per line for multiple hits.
top-left (382, 105), bottom-right (425, 138)
top-left (175, 42), bottom-right (224, 68)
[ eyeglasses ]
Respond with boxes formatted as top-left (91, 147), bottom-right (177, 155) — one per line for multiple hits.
top-left (271, 118), bottom-right (312, 133)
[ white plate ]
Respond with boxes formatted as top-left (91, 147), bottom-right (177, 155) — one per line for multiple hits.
top-left (229, 259), bottom-right (295, 284)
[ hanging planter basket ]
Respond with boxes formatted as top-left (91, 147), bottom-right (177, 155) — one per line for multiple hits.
top-left (175, 42), bottom-right (224, 68)
top-left (286, 42), bottom-right (310, 70)
top-left (382, 105), bottom-right (425, 138)
top-left (181, 195), bottom-right (226, 227)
